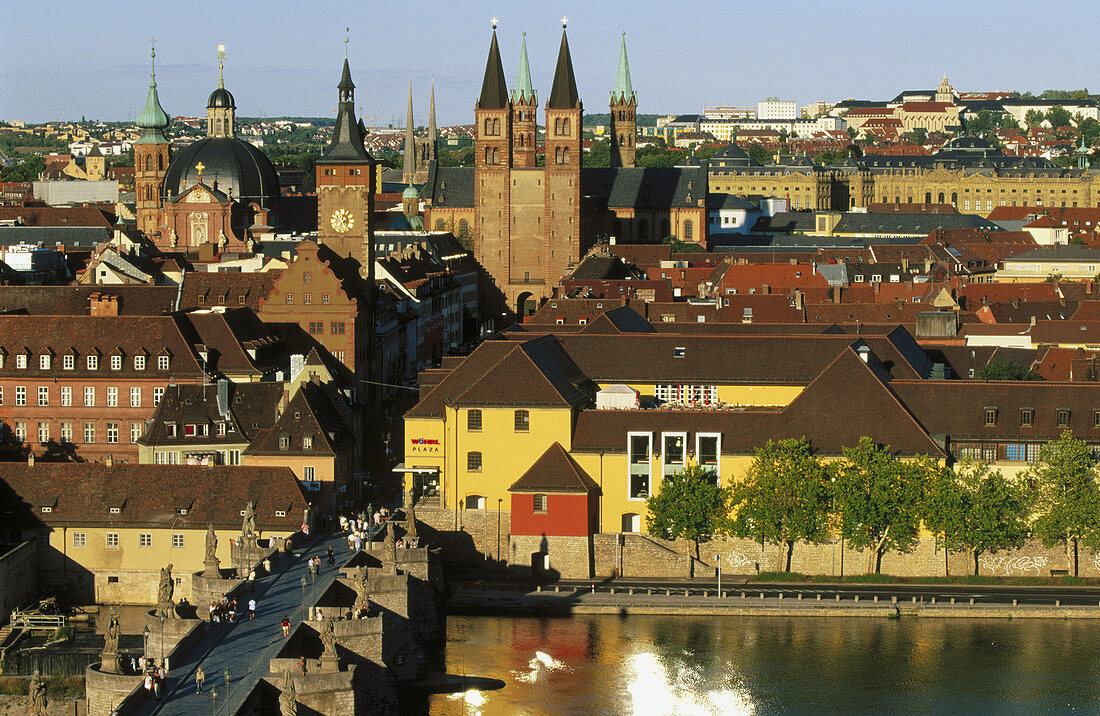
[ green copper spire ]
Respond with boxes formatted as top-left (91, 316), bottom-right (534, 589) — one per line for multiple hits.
top-left (612, 32), bottom-right (633, 104)
top-left (136, 44), bottom-right (170, 143)
top-left (513, 32), bottom-right (535, 104)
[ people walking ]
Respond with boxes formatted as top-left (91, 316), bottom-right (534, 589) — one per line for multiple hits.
top-left (282, 616), bottom-right (290, 637)
top-left (248, 597), bottom-right (257, 619)
top-left (143, 672), bottom-right (153, 699)
top-left (196, 666), bottom-right (205, 693)
top-left (326, 546), bottom-right (335, 567)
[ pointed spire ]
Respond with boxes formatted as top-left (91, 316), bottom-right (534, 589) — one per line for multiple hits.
top-left (403, 79), bottom-right (416, 183)
top-left (338, 57), bottom-right (355, 92)
top-left (548, 27), bottom-right (579, 110)
top-left (322, 54), bottom-right (371, 163)
top-left (478, 26), bottom-right (509, 110)
top-left (513, 32), bottom-right (534, 104)
top-left (428, 78), bottom-right (437, 143)
top-left (137, 43), bottom-right (170, 141)
top-left (613, 32), bottom-right (633, 104)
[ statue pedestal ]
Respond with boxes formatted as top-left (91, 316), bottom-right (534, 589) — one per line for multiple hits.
top-left (202, 558), bottom-right (221, 579)
top-left (98, 650), bottom-right (120, 674)
top-left (318, 655), bottom-right (340, 673)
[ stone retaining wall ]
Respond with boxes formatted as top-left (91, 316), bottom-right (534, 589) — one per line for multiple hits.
top-left (85, 663), bottom-right (142, 716)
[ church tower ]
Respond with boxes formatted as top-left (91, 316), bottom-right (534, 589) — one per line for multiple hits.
top-left (609, 32), bottom-right (636, 169)
top-left (473, 25), bottom-right (513, 297)
top-left (511, 33), bottom-right (537, 168)
top-left (402, 79), bottom-right (417, 185)
top-left (134, 45), bottom-right (171, 239)
top-left (315, 52), bottom-right (376, 274)
top-left (542, 23), bottom-right (583, 306)
top-left (936, 74), bottom-right (956, 104)
top-left (207, 47), bottom-right (236, 137)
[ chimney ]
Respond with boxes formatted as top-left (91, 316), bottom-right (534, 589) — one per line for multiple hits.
top-left (902, 257), bottom-right (909, 271)
top-left (857, 345), bottom-right (871, 363)
top-left (761, 284), bottom-right (770, 295)
top-left (832, 285), bottom-right (841, 304)
top-left (27, 452), bottom-right (34, 467)
top-left (105, 454), bottom-right (113, 467)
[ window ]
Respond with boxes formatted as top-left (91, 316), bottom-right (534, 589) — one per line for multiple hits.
top-left (1058, 409), bottom-right (1071, 427)
top-left (172, 533), bottom-right (184, 549)
top-left (1095, 410), bottom-right (1100, 429)
top-left (663, 432), bottom-right (687, 477)
top-left (309, 321), bottom-right (323, 335)
top-left (73, 532), bottom-right (86, 548)
top-left (60, 386), bottom-right (71, 406)
top-left (303, 466), bottom-right (315, 481)
top-left (106, 422), bottom-right (118, 444)
top-left (36, 421), bottom-right (48, 443)
top-left (1021, 409), bottom-right (1034, 427)
top-left (131, 423), bottom-right (143, 443)
top-left (130, 387), bottom-right (141, 407)
top-left (15, 386), bottom-right (25, 406)
top-left (304, 293), bottom-right (312, 305)
top-left (106, 532), bottom-right (119, 548)
top-left (467, 409), bottom-right (482, 432)
top-left (107, 387), bottom-right (118, 407)
top-left (629, 433), bottom-right (652, 499)
top-left (533, 494), bottom-right (547, 513)
top-left (158, 355), bottom-right (170, 371)
top-left (303, 271), bottom-right (312, 284)
top-left (285, 294), bottom-right (294, 305)
top-left (84, 387), bottom-right (95, 407)
top-left (87, 355), bottom-right (98, 370)
top-left (110, 355), bottom-right (122, 370)
top-left (63, 354), bottom-right (74, 370)
top-left (153, 387), bottom-right (164, 406)
top-left (467, 451), bottom-right (483, 472)
top-left (84, 422), bottom-right (95, 444)
top-left (331, 322), bottom-right (346, 335)
top-left (38, 386), bottom-right (48, 406)
top-left (14, 421), bottom-right (26, 442)
top-left (39, 354), bottom-right (50, 370)
top-left (16, 354), bottom-right (26, 369)
top-left (697, 433), bottom-right (720, 483)
top-left (166, 422), bottom-right (177, 438)
top-left (60, 422), bottom-right (72, 443)
top-left (139, 533), bottom-right (152, 547)
top-left (216, 422), bottom-right (226, 436)
top-left (1006, 443), bottom-right (1029, 461)
top-left (673, 347), bottom-right (686, 358)
top-left (134, 355), bottom-right (145, 370)
top-left (322, 294), bottom-right (330, 305)
top-left (984, 408), bottom-right (997, 427)
top-left (514, 409), bottom-right (530, 432)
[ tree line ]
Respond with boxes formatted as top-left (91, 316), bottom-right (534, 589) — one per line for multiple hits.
top-left (646, 431), bottom-right (1100, 577)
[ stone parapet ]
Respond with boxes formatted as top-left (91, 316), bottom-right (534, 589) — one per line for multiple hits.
top-left (85, 663), bottom-right (142, 716)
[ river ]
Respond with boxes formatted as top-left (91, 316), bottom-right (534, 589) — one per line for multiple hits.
top-left (425, 614), bottom-right (1100, 715)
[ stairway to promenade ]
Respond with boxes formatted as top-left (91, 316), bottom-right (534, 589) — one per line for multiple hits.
top-left (129, 531), bottom-right (351, 716)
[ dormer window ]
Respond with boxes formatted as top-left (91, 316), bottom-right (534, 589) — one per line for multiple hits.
top-left (110, 355), bottom-right (122, 370)
top-left (984, 408), bottom-right (997, 427)
top-left (279, 435), bottom-right (290, 450)
top-left (109, 506), bottom-right (121, 514)
top-left (39, 354), bottom-right (50, 370)
top-left (63, 354), bottom-right (74, 370)
top-left (158, 355), bottom-right (170, 371)
top-left (16, 354), bottom-right (26, 369)
top-left (134, 355), bottom-right (145, 370)
top-left (166, 422), bottom-right (177, 438)
top-left (303, 435), bottom-right (313, 449)
top-left (87, 355), bottom-right (98, 370)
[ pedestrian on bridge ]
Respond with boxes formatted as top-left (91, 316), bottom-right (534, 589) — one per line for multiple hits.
top-left (195, 666), bottom-right (205, 693)
top-left (326, 546), bottom-right (335, 567)
top-left (248, 598), bottom-right (257, 619)
top-left (282, 616), bottom-right (290, 637)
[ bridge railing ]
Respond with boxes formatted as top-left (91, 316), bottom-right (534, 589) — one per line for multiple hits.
top-left (8, 610), bottom-right (66, 630)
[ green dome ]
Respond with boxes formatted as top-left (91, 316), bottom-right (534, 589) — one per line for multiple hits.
top-left (402, 184), bottom-right (420, 200)
top-left (136, 51), bottom-right (170, 143)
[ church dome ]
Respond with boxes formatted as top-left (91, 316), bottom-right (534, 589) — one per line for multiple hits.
top-left (207, 87), bottom-right (236, 109)
top-left (162, 136), bottom-right (279, 210)
top-left (402, 184), bottom-right (420, 200)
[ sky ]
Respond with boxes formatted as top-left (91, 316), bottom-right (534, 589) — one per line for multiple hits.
top-left (2, 0), bottom-right (1099, 127)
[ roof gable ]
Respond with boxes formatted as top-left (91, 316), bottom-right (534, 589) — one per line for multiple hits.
top-left (509, 442), bottom-right (598, 493)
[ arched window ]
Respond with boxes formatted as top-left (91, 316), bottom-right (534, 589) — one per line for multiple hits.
top-left (684, 220), bottom-right (693, 240)
top-left (938, 192), bottom-right (945, 203)
top-left (563, 118), bottom-right (570, 134)
top-left (484, 147), bottom-right (491, 165)
top-left (492, 147), bottom-right (499, 164)
top-left (145, 155), bottom-right (153, 172)
top-left (554, 118), bottom-right (562, 135)
top-left (555, 147), bottom-right (562, 164)
top-left (951, 192), bottom-right (958, 205)
top-left (435, 219), bottom-right (445, 230)
top-left (458, 219), bottom-right (468, 233)
top-left (618, 133), bottom-right (624, 147)
top-left (563, 147), bottom-right (570, 164)
top-left (925, 192), bottom-right (932, 204)
top-left (484, 118), bottom-right (491, 135)
top-left (492, 118), bottom-right (500, 135)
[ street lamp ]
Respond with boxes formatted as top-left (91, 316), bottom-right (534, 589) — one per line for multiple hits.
top-left (142, 625), bottom-right (149, 664)
top-left (157, 612), bottom-right (166, 671)
top-left (300, 575), bottom-right (308, 613)
top-left (496, 498), bottom-right (503, 565)
top-left (211, 684), bottom-right (218, 716)
top-left (716, 554), bottom-right (721, 595)
top-left (224, 667), bottom-right (232, 711)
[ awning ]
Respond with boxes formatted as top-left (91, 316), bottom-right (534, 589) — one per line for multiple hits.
top-left (391, 463), bottom-right (440, 474)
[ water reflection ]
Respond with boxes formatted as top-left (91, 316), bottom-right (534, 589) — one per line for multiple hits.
top-left (427, 615), bottom-right (1100, 715)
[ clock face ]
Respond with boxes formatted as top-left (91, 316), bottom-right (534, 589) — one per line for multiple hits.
top-left (330, 209), bottom-right (354, 233)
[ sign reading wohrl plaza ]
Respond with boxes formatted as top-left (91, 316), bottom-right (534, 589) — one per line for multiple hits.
top-left (410, 438), bottom-right (440, 454)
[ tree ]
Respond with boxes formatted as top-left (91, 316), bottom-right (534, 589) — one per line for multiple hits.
top-left (0, 155), bottom-right (44, 182)
top-left (439, 146), bottom-right (474, 167)
top-left (974, 357), bottom-right (1040, 381)
top-left (834, 437), bottom-right (929, 573)
top-left (585, 138), bottom-right (610, 168)
top-left (646, 464), bottom-right (730, 563)
top-left (1046, 105), bottom-right (1074, 129)
top-left (1029, 430), bottom-right (1100, 576)
top-left (904, 128), bottom-right (928, 146)
top-left (746, 144), bottom-right (772, 166)
top-left (924, 463), bottom-right (1029, 575)
top-left (662, 235), bottom-right (702, 253)
top-left (1025, 109), bottom-right (1045, 128)
top-left (727, 438), bottom-right (833, 572)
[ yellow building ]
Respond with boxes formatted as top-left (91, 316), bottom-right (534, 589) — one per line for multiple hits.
top-left (1, 462), bottom-right (310, 604)
top-left (997, 246), bottom-right (1100, 282)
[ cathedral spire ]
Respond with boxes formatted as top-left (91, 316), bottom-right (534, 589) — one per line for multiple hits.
top-left (513, 32), bottom-right (534, 104)
top-left (137, 43), bottom-right (170, 142)
top-left (403, 78), bottom-right (416, 184)
top-left (321, 54), bottom-right (371, 163)
top-left (548, 25), bottom-right (580, 109)
top-left (612, 32), bottom-right (633, 104)
top-left (478, 24), bottom-right (509, 110)
top-left (427, 78), bottom-right (438, 160)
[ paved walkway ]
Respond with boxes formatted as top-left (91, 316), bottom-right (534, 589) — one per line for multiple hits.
top-left (130, 531), bottom-right (352, 716)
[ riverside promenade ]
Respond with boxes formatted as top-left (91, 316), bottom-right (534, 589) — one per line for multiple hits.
top-left (128, 531), bottom-right (350, 716)
top-left (448, 578), bottom-right (1100, 618)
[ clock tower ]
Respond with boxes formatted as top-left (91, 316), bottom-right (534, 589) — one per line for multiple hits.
top-left (316, 55), bottom-right (376, 274)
